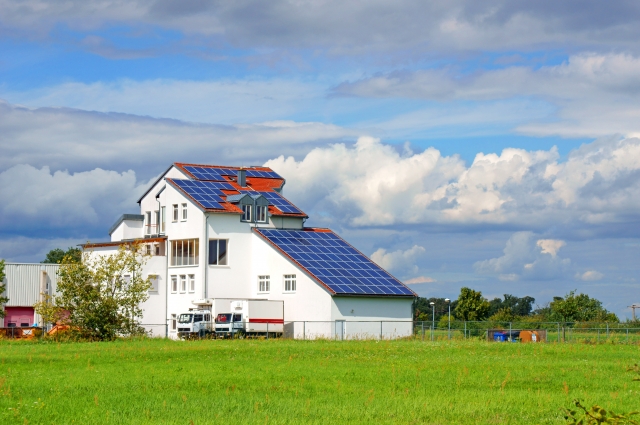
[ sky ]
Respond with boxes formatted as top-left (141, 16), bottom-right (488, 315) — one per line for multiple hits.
top-left (1, 1), bottom-right (639, 318)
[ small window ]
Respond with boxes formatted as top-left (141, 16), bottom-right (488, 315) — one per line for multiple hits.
top-left (155, 244), bottom-right (161, 256)
top-left (194, 314), bottom-right (203, 322)
top-left (241, 204), bottom-right (252, 222)
top-left (146, 244), bottom-right (152, 255)
top-left (154, 210), bottom-right (160, 233)
top-left (284, 274), bottom-right (296, 293)
top-left (160, 206), bottom-right (166, 233)
top-left (233, 313), bottom-right (242, 322)
top-left (208, 239), bottom-right (228, 266)
top-left (123, 274), bottom-right (131, 284)
top-left (171, 275), bottom-right (178, 293)
top-left (172, 204), bottom-right (179, 222)
top-left (181, 203), bottom-right (188, 221)
top-left (171, 314), bottom-right (177, 331)
top-left (256, 205), bottom-right (268, 223)
top-left (148, 275), bottom-right (159, 292)
top-left (258, 275), bottom-right (270, 293)
top-left (145, 211), bottom-right (152, 235)
top-left (180, 275), bottom-right (186, 293)
top-left (189, 274), bottom-right (195, 293)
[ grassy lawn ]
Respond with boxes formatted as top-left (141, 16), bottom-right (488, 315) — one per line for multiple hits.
top-left (0, 338), bottom-right (639, 424)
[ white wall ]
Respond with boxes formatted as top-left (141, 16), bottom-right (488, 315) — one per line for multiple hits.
top-left (331, 297), bottom-right (414, 339)
top-left (110, 220), bottom-right (143, 242)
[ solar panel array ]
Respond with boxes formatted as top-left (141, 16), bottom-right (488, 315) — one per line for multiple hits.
top-left (171, 180), bottom-right (234, 209)
top-left (184, 166), bottom-right (281, 181)
top-left (241, 190), bottom-right (303, 214)
top-left (257, 229), bottom-right (414, 296)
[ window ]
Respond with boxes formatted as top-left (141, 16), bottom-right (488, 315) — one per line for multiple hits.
top-left (241, 204), bottom-right (252, 222)
top-left (148, 275), bottom-right (159, 292)
top-left (171, 314), bottom-right (177, 331)
top-left (181, 203), bottom-right (188, 221)
top-left (284, 274), bottom-right (296, 293)
top-left (171, 275), bottom-right (178, 293)
top-left (180, 275), bottom-right (186, 293)
top-left (258, 275), bottom-right (270, 293)
top-left (155, 244), bottom-right (161, 256)
top-left (154, 210), bottom-right (160, 233)
top-left (208, 239), bottom-right (228, 266)
top-left (170, 239), bottom-right (199, 266)
top-left (256, 205), bottom-right (267, 223)
top-left (189, 274), bottom-right (195, 293)
top-left (123, 274), bottom-right (131, 284)
top-left (145, 211), bottom-right (152, 235)
top-left (146, 244), bottom-right (152, 255)
top-left (160, 206), bottom-right (166, 233)
top-left (233, 313), bottom-right (242, 322)
top-left (172, 204), bottom-right (178, 222)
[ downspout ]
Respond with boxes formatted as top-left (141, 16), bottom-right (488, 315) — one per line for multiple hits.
top-left (204, 212), bottom-right (209, 299)
top-left (155, 183), bottom-right (168, 338)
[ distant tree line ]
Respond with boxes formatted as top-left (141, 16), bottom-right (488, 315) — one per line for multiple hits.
top-left (414, 287), bottom-right (620, 323)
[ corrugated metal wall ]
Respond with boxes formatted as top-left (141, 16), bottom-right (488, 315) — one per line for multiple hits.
top-left (2, 263), bottom-right (60, 307)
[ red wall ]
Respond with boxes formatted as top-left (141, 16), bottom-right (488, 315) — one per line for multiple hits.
top-left (3, 307), bottom-right (35, 327)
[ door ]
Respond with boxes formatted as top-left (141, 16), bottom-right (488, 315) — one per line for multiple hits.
top-left (335, 320), bottom-right (345, 341)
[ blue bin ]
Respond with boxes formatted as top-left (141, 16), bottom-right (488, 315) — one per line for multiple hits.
top-left (493, 332), bottom-right (506, 342)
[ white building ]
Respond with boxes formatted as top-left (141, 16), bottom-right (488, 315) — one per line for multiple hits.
top-left (84, 163), bottom-right (416, 338)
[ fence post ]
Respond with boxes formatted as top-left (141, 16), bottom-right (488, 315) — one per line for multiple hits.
top-left (606, 323), bottom-right (609, 339)
top-left (303, 321), bottom-right (306, 340)
top-left (464, 321), bottom-right (467, 340)
top-left (267, 322), bottom-right (269, 340)
top-left (557, 323), bottom-right (560, 343)
top-left (380, 321), bottom-right (383, 340)
top-left (430, 324), bottom-right (433, 341)
top-left (421, 322), bottom-right (424, 341)
top-left (627, 328), bottom-right (629, 344)
top-left (597, 328), bottom-right (600, 343)
top-left (509, 322), bottom-right (512, 341)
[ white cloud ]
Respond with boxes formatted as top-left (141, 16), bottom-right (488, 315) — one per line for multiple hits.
top-left (404, 276), bottom-right (436, 284)
top-left (474, 232), bottom-right (572, 281)
top-left (335, 53), bottom-right (640, 138)
top-left (577, 270), bottom-right (605, 281)
top-left (2, 2), bottom-right (640, 56)
top-left (1, 78), bottom-right (326, 125)
top-left (370, 245), bottom-right (426, 274)
top-left (0, 164), bottom-right (146, 232)
top-left (536, 239), bottom-right (566, 257)
top-left (267, 135), bottom-right (640, 230)
top-left (0, 100), bottom-right (354, 176)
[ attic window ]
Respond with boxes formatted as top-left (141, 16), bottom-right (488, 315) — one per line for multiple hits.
top-left (241, 204), bottom-right (252, 222)
top-left (256, 205), bottom-right (268, 223)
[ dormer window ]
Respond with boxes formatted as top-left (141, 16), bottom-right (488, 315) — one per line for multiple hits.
top-left (256, 205), bottom-right (268, 223)
top-left (241, 204), bottom-right (252, 222)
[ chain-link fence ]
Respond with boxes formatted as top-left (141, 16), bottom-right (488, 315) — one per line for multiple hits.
top-left (6, 321), bottom-right (639, 342)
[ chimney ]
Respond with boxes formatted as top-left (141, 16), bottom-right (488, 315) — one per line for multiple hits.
top-left (237, 168), bottom-right (246, 187)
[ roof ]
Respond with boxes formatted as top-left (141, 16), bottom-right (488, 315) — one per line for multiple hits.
top-left (82, 237), bottom-right (167, 249)
top-left (108, 214), bottom-right (144, 235)
top-left (161, 163), bottom-right (306, 218)
top-left (254, 227), bottom-right (417, 298)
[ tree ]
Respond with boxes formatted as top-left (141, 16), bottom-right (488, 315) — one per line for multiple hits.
top-left (35, 243), bottom-right (152, 340)
top-left (414, 297), bottom-right (458, 322)
top-left (0, 259), bottom-right (8, 319)
top-left (42, 247), bottom-right (82, 264)
top-left (454, 287), bottom-right (490, 321)
top-left (549, 290), bottom-right (618, 323)
top-left (488, 294), bottom-right (536, 317)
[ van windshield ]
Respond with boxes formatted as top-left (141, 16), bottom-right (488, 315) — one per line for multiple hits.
top-left (178, 314), bottom-right (193, 324)
top-left (216, 314), bottom-right (232, 324)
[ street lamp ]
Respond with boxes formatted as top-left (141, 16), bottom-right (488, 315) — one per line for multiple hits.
top-left (429, 301), bottom-right (435, 341)
top-left (445, 298), bottom-right (451, 340)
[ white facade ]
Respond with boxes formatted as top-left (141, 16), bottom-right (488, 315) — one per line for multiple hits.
top-left (84, 163), bottom-right (415, 339)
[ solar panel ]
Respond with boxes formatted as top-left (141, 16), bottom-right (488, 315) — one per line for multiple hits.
top-left (256, 229), bottom-right (415, 296)
top-left (184, 165), bottom-right (282, 181)
top-left (241, 190), bottom-right (303, 214)
top-left (171, 179), bottom-right (234, 210)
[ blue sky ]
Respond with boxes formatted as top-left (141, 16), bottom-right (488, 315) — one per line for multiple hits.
top-left (1, 1), bottom-right (639, 317)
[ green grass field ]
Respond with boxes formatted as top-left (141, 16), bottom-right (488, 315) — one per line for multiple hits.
top-left (0, 338), bottom-right (639, 424)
